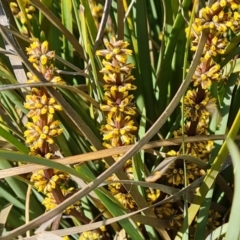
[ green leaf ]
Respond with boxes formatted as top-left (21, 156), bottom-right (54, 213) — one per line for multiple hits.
top-left (222, 58), bottom-right (240, 77)
top-left (225, 138), bottom-right (240, 240)
top-left (0, 125), bottom-right (28, 153)
top-left (0, 150), bottom-right (86, 181)
top-left (0, 204), bottom-right (13, 236)
top-left (0, 182), bottom-right (25, 210)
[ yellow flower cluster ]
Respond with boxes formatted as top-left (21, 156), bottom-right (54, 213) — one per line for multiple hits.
top-left (97, 37), bottom-right (137, 149)
top-left (97, 37), bottom-right (139, 210)
top-left (24, 41), bottom-right (64, 152)
top-left (164, 0), bottom-right (240, 187)
top-left (79, 226), bottom-right (106, 240)
top-left (89, 0), bottom-right (103, 21)
top-left (24, 40), bottom-right (77, 213)
top-left (155, 203), bottom-right (182, 227)
top-left (193, 210), bottom-right (221, 232)
top-left (10, 0), bottom-right (35, 24)
top-left (31, 169), bottom-right (69, 194)
top-left (190, 0), bottom-right (240, 88)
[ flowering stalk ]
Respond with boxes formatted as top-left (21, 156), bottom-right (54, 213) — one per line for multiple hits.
top-left (24, 40), bottom-right (85, 222)
top-left (163, 0), bottom-right (240, 186)
top-left (157, 0), bottom-right (240, 233)
top-left (10, 0), bottom-right (35, 24)
top-left (96, 37), bottom-right (160, 211)
top-left (96, 36), bottom-right (138, 209)
top-left (9, 0), bottom-right (35, 35)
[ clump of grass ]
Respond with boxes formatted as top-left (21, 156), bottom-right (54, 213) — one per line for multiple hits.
top-left (0, 0), bottom-right (239, 239)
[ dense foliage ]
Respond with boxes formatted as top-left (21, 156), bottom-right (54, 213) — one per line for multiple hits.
top-left (0, 0), bottom-right (239, 239)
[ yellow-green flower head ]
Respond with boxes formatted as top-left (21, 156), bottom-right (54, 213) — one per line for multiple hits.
top-left (174, 120), bottom-right (209, 138)
top-left (183, 89), bottom-right (216, 121)
top-left (101, 59), bottom-right (134, 75)
top-left (79, 227), bottom-right (106, 240)
top-left (173, 122), bottom-right (213, 160)
top-left (28, 151), bottom-right (55, 160)
top-left (191, 32), bottom-right (229, 60)
top-left (42, 187), bottom-right (77, 213)
top-left (9, 2), bottom-right (20, 15)
top-left (192, 0), bottom-right (240, 34)
top-left (164, 157), bottom-right (200, 186)
top-left (114, 192), bottom-right (136, 210)
top-left (96, 37), bottom-right (132, 63)
top-left (194, 210), bottom-right (221, 231)
top-left (26, 65), bottom-right (65, 84)
top-left (103, 75), bottom-right (136, 92)
top-left (10, 1), bottom-right (36, 24)
top-left (194, 3), bottom-right (230, 33)
top-left (24, 88), bottom-right (62, 122)
top-left (30, 169), bottom-right (69, 194)
top-left (226, 10), bottom-right (240, 32)
top-left (100, 112), bottom-right (137, 147)
top-left (89, 0), bottom-right (103, 19)
top-left (79, 231), bottom-right (101, 240)
top-left (203, 34), bottom-right (228, 60)
top-left (62, 236), bottom-right (70, 240)
top-left (123, 159), bottom-right (134, 179)
top-left (107, 174), bottom-right (122, 194)
top-left (192, 60), bottom-right (221, 89)
top-left (155, 203), bottom-right (183, 227)
top-left (146, 189), bottom-right (160, 204)
top-left (223, 0), bottom-right (240, 10)
top-left (101, 91), bottom-right (136, 115)
top-left (24, 119), bottom-right (63, 150)
top-left (26, 41), bottom-right (55, 65)
top-left (206, 210), bottom-right (221, 231)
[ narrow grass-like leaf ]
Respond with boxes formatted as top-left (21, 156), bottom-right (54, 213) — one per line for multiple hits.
top-left (0, 125), bottom-right (28, 153)
top-left (224, 31), bottom-right (240, 56)
top-left (209, 72), bottom-right (237, 160)
top-left (225, 138), bottom-right (240, 240)
top-left (0, 66), bottom-right (18, 84)
top-left (0, 159), bottom-right (26, 200)
top-left (228, 84), bottom-right (240, 124)
top-left (134, 0), bottom-right (156, 122)
top-left (205, 223), bottom-right (228, 240)
top-left (0, 150), bottom-right (88, 181)
top-left (61, 0), bottom-right (73, 60)
top-left (0, 204), bottom-right (13, 236)
top-left (0, 182), bottom-right (25, 210)
top-left (80, 0), bottom-right (97, 45)
top-left (222, 58), bottom-right (240, 77)
top-left (194, 185), bottom-right (214, 240)
top-left (72, 0), bottom-right (81, 34)
top-left (0, 156), bottom-right (230, 240)
top-left (0, 135), bottom-right (229, 179)
top-left (156, 0), bottom-right (191, 125)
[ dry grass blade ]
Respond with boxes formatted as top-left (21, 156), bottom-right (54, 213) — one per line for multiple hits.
top-left (0, 82), bottom-right (100, 108)
top-left (0, 135), bottom-right (231, 179)
top-left (146, 154), bottom-right (208, 183)
top-left (0, 204), bottom-right (13, 236)
top-left (22, 215), bottom-right (169, 240)
top-left (103, 180), bottom-right (180, 195)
